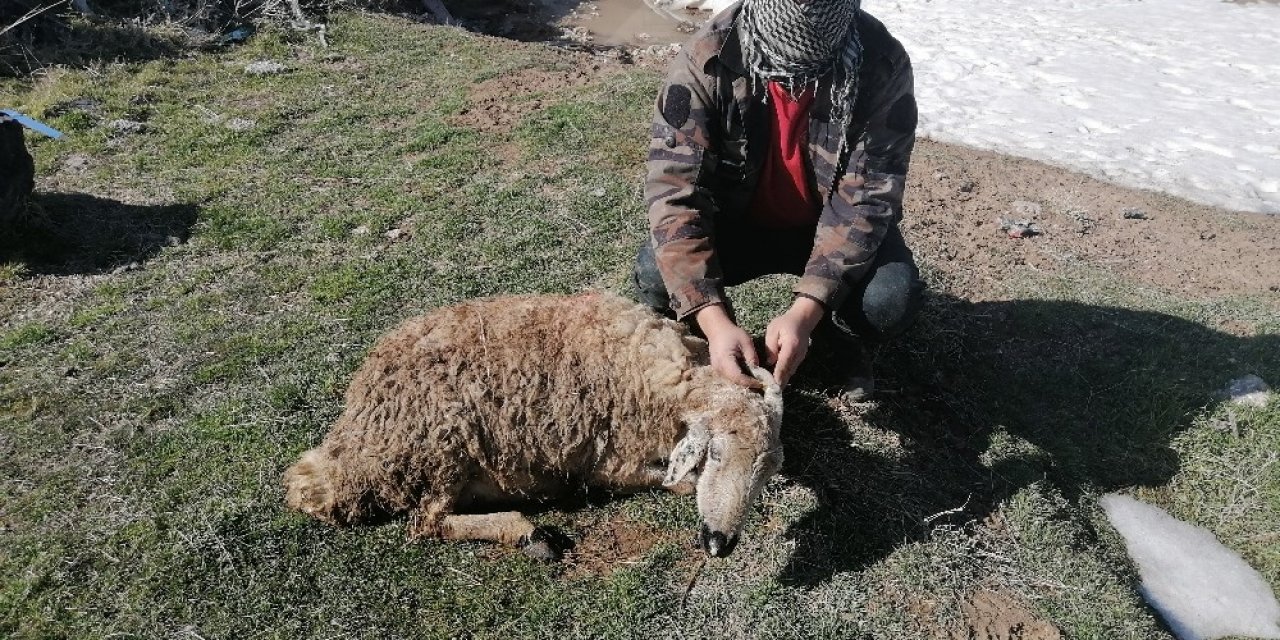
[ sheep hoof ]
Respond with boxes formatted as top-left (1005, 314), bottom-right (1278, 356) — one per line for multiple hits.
top-left (521, 539), bottom-right (560, 562)
top-left (519, 527), bottom-right (568, 562)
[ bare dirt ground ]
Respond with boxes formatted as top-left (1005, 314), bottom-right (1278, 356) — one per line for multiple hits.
top-left (904, 139), bottom-right (1280, 302)
top-left (953, 589), bottom-right (1063, 640)
top-left (560, 513), bottom-right (687, 579)
top-left (453, 65), bottom-right (612, 133)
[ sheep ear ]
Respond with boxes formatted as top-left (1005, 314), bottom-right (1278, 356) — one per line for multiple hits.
top-left (747, 366), bottom-right (784, 426)
top-left (663, 425), bottom-right (709, 487)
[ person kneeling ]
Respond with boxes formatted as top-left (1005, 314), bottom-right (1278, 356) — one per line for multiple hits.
top-left (633, 0), bottom-right (925, 398)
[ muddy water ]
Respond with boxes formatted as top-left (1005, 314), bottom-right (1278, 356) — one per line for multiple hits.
top-left (553, 0), bottom-right (705, 46)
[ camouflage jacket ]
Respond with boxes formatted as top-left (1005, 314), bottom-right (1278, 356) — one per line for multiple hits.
top-left (645, 4), bottom-right (917, 319)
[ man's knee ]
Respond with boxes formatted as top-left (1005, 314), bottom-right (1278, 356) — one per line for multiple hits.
top-left (631, 242), bottom-right (674, 318)
top-left (835, 261), bottom-right (924, 342)
top-left (860, 261), bottom-right (924, 338)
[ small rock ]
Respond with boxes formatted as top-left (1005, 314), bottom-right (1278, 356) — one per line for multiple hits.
top-left (110, 261), bottom-right (141, 275)
top-left (1011, 200), bottom-right (1042, 218)
top-left (224, 118), bottom-right (256, 132)
top-left (107, 119), bottom-right (148, 134)
top-left (1200, 231), bottom-right (1216, 241)
top-left (560, 26), bottom-right (592, 44)
top-left (1122, 208), bottom-right (1149, 220)
top-left (384, 228), bottom-right (409, 241)
top-left (63, 154), bottom-right (91, 172)
top-left (1068, 209), bottom-right (1096, 234)
top-left (998, 216), bottom-right (1042, 239)
top-left (1207, 412), bottom-right (1240, 435)
top-left (216, 25), bottom-right (256, 47)
top-left (244, 60), bottom-right (289, 76)
top-left (958, 180), bottom-right (976, 193)
top-left (351, 225), bottom-right (370, 236)
top-left (933, 170), bottom-right (948, 181)
top-left (1221, 375), bottom-right (1272, 408)
top-left (590, 187), bottom-right (606, 198)
top-left (45, 98), bottom-right (103, 118)
top-left (630, 43), bottom-right (681, 63)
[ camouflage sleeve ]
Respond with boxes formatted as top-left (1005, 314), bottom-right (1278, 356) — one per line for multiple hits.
top-left (644, 49), bottom-right (724, 320)
top-left (794, 57), bottom-right (917, 309)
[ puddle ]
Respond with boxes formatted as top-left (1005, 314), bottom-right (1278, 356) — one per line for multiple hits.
top-left (555, 0), bottom-right (703, 46)
top-left (445, 0), bottom-right (711, 47)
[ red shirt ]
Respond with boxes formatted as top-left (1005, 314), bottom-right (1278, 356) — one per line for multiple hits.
top-left (748, 82), bottom-right (821, 229)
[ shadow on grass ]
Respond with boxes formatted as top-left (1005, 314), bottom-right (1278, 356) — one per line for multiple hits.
top-left (1, 0), bottom-right (593, 78)
top-left (776, 292), bottom-right (1279, 586)
top-left (1, 19), bottom-right (187, 77)
top-left (1, 191), bottom-right (198, 275)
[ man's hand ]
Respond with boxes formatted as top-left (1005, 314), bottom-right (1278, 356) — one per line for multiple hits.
top-left (765, 296), bottom-right (825, 388)
top-left (694, 305), bottom-right (762, 389)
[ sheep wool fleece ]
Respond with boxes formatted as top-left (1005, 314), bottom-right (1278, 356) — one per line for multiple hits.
top-left (284, 292), bottom-right (737, 536)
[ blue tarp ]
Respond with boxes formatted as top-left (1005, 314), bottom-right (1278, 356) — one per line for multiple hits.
top-left (0, 109), bottom-right (64, 139)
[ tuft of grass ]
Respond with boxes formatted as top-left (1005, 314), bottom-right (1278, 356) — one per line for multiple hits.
top-left (0, 322), bottom-right (56, 350)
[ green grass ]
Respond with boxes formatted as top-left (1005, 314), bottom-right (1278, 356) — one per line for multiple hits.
top-left (0, 323), bottom-right (56, 350)
top-left (2, 12), bottom-right (1277, 639)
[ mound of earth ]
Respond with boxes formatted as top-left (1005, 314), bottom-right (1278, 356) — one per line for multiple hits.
top-left (953, 589), bottom-right (1062, 640)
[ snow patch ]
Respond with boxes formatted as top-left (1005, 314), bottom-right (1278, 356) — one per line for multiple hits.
top-left (1100, 494), bottom-right (1280, 640)
top-left (871, 0), bottom-right (1280, 214)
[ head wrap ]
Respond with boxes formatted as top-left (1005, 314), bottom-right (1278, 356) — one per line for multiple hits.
top-left (740, 0), bottom-right (863, 171)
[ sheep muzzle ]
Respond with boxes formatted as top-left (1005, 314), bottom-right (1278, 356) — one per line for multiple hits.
top-left (699, 523), bottom-right (740, 558)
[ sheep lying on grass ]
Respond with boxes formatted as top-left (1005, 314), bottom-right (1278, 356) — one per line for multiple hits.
top-left (284, 291), bottom-right (783, 559)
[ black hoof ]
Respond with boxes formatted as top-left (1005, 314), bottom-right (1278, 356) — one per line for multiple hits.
top-left (518, 526), bottom-right (571, 562)
top-left (521, 539), bottom-right (560, 562)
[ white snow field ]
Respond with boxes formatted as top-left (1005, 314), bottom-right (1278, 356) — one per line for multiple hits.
top-left (868, 0), bottom-right (1280, 214)
top-left (1101, 494), bottom-right (1280, 640)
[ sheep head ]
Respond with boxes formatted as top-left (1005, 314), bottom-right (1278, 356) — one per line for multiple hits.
top-left (664, 365), bottom-right (784, 557)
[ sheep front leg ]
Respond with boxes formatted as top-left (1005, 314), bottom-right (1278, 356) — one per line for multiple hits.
top-left (605, 464), bottom-right (696, 496)
top-left (440, 512), bottom-right (560, 561)
top-left (439, 511), bottom-right (535, 545)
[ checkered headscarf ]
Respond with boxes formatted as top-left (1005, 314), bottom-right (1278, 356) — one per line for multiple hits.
top-left (740, 0), bottom-right (863, 167)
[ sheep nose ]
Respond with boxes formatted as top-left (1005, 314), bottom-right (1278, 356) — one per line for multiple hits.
top-left (699, 524), bottom-right (739, 557)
